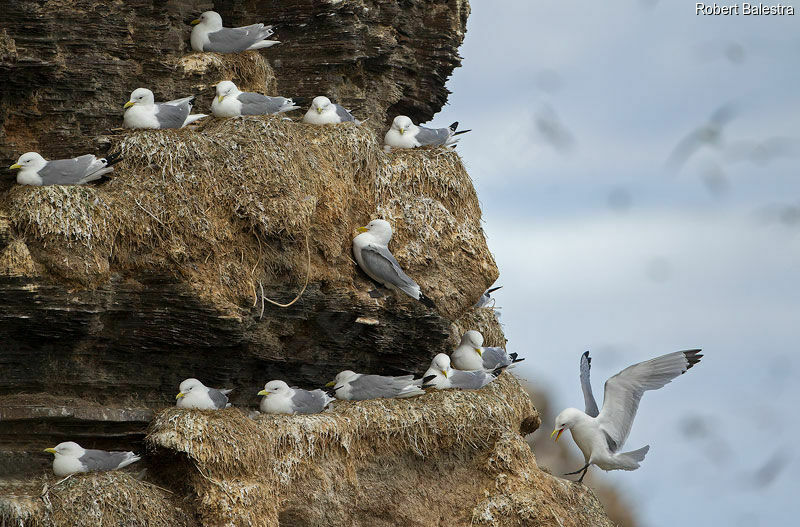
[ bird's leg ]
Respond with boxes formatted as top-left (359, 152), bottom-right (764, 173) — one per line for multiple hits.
top-left (564, 463), bottom-right (590, 476)
top-left (577, 465), bottom-right (590, 483)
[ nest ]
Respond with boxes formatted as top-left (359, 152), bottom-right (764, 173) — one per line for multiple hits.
top-left (1, 117), bottom-right (496, 317)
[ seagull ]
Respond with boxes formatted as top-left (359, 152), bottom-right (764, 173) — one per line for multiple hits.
top-left (421, 353), bottom-right (504, 390)
top-left (325, 370), bottom-right (425, 401)
top-left (302, 96), bottom-right (360, 125)
top-left (9, 152), bottom-right (122, 186)
top-left (211, 80), bottom-right (300, 117)
top-left (450, 330), bottom-right (523, 371)
top-left (352, 219), bottom-right (435, 307)
top-left (665, 102), bottom-right (738, 171)
top-left (190, 11), bottom-right (279, 53)
top-left (123, 88), bottom-right (207, 129)
top-left (384, 115), bottom-right (470, 150)
top-left (552, 349), bottom-right (703, 483)
top-left (176, 378), bottom-right (233, 409)
top-left (44, 441), bottom-right (140, 477)
top-left (257, 380), bottom-right (334, 415)
top-left (474, 285), bottom-right (502, 308)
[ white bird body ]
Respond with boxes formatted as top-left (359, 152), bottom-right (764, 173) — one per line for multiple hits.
top-left (302, 96), bottom-right (358, 125)
top-left (123, 88), bottom-right (207, 129)
top-left (384, 115), bottom-right (469, 150)
top-left (258, 380), bottom-right (333, 415)
top-left (176, 378), bottom-right (232, 410)
top-left (10, 152), bottom-right (118, 186)
top-left (327, 370), bottom-right (424, 401)
top-left (45, 441), bottom-right (140, 477)
top-left (422, 353), bottom-right (502, 390)
top-left (450, 330), bottom-right (522, 371)
top-left (123, 103), bottom-right (161, 129)
top-left (211, 81), bottom-right (299, 117)
top-left (191, 11), bottom-right (279, 53)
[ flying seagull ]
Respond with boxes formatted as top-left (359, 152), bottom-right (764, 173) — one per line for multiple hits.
top-left (190, 11), bottom-right (279, 53)
top-left (352, 219), bottom-right (435, 307)
top-left (258, 380), bottom-right (334, 415)
top-left (665, 102), bottom-right (738, 171)
top-left (384, 115), bottom-right (470, 150)
top-left (552, 349), bottom-right (703, 483)
top-left (9, 152), bottom-right (122, 186)
top-left (176, 378), bottom-right (233, 409)
top-left (44, 441), bottom-right (140, 477)
top-left (123, 88), bottom-right (207, 129)
top-left (325, 370), bottom-right (425, 401)
top-left (450, 330), bottom-right (523, 371)
top-left (211, 80), bottom-right (300, 117)
top-left (302, 96), bottom-right (360, 125)
top-left (421, 353), bottom-right (504, 390)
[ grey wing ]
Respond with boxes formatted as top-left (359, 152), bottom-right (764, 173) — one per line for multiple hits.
top-left (290, 389), bottom-right (330, 414)
top-left (360, 244), bottom-right (419, 293)
top-left (154, 102), bottom-right (190, 129)
top-left (207, 388), bottom-right (230, 409)
top-left (580, 351), bottom-right (600, 418)
top-left (414, 125), bottom-right (450, 146)
top-left (350, 374), bottom-right (411, 399)
top-left (597, 349), bottom-right (702, 450)
top-left (333, 104), bottom-right (355, 122)
top-left (37, 155), bottom-right (95, 185)
top-left (482, 347), bottom-right (511, 370)
top-left (206, 25), bottom-right (272, 53)
top-left (449, 370), bottom-right (490, 390)
top-left (79, 450), bottom-right (136, 471)
top-left (236, 92), bottom-right (273, 115)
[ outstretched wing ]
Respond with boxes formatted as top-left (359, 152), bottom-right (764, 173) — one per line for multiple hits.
top-left (598, 349), bottom-right (702, 451)
top-left (359, 244), bottom-right (419, 294)
top-left (580, 351), bottom-right (599, 418)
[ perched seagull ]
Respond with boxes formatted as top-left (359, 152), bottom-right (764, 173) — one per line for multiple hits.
top-left (190, 11), bottom-right (279, 53)
top-left (325, 370), bottom-right (425, 401)
top-left (176, 378), bottom-right (233, 410)
top-left (211, 81), bottom-right (300, 117)
top-left (44, 441), bottom-right (140, 477)
top-left (474, 285), bottom-right (503, 308)
top-left (352, 219), bottom-right (435, 307)
top-left (123, 88), bottom-right (207, 129)
top-left (450, 330), bottom-right (523, 371)
top-left (384, 115), bottom-right (470, 150)
top-left (552, 349), bottom-right (703, 483)
top-left (258, 380), bottom-right (334, 415)
top-left (9, 152), bottom-right (122, 186)
top-left (421, 353), bottom-right (504, 390)
top-left (302, 96), bottom-right (360, 125)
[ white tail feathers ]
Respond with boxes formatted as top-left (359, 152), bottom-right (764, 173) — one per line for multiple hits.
top-left (617, 445), bottom-right (650, 470)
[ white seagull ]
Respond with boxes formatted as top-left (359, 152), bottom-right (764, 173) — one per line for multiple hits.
top-left (421, 353), bottom-right (504, 390)
top-left (302, 96), bottom-right (360, 125)
top-left (325, 370), bottom-right (425, 401)
top-left (211, 80), bottom-right (300, 117)
top-left (123, 88), bottom-right (207, 129)
top-left (44, 441), bottom-right (140, 477)
top-left (450, 330), bottom-right (523, 371)
top-left (257, 380), bottom-right (334, 415)
top-left (552, 349), bottom-right (703, 482)
top-left (384, 115), bottom-right (470, 150)
top-left (9, 151), bottom-right (122, 186)
top-left (352, 219), bottom-right (434, 307)
top-left (190, 11), bottom-right (279, 53)
top-left (176, 378), bottom-right (233, 410)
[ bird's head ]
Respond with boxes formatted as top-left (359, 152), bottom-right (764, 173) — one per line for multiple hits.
top-left (44, 441), bottom-right (83, 457)
top-left (9, 152), bottom-right (46, 172)
top-left (125, 88), bottom-right (154, 109)
top-left (461, 330), bottom-right (484, 355)
top-left (431, 353), bottom-right (451, 378)
top-left (258, 380), bottom-right (290, 397)
top-left (215, 80), bottom-right (238, 103)
top-left (177, 378), bottom-right (204, 400)
top-left (392, 115), bottom-right (413, 135)
top-left (311, 96), bottom-right (332, 114)
top-left (356, 218), bottom-right (392, 243)
top-left (551, 408), bottom-right (584, 442)
top-left (192, 11), bottom-right (222, 29)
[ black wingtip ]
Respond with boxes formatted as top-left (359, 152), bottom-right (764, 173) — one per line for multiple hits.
top-left (422, 374), bottom-right (436, 384)
top-left (104, 152), bottom-right (124, 167)
top-left (582, 350), bottom-right (591, 365)
top-left (452, 129), bottom-right (472, 136)
top-left (511, 356), bottom-right (525, 364)
top-left (682, 349), bottom-right (703, 371)
top-left (486, 286), bottom-right (503, 294)
top-left (419, 293), bottom-right (436, 309)
top-left (88, 174), bottom-right (113, 186)
top-left (421, 383), bottom-right (434, 389)
top-left (449, 121), bottom-right (459, 132)
top-left (491, 366), bottom-right (506, 378)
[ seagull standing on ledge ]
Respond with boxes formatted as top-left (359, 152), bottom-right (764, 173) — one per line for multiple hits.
top-left (44, 442), bottom-right (140, 477)
top-left (352, 219), bottom-right (435, 307)
top-left (552, 349), bottom-right (703, 483)
top-left (384, 115), bottom-right (470, 150)
top-left (190, 11), bottom-right (279, 53)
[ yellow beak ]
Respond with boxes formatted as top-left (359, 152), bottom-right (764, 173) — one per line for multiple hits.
top-left (9, 163), bottom-right (21, 170)
top-left (356, 226), bottom-right (368, 233)
top-left (325, 381), bottom-right (336, 388)
top-left (551, 428), bottom-right (564, 442)
top-left (440, 369), bottom-right (448, 378)
top-left (218, 95), bottom-right (225, 103)
top-left (44, 448), bottom-right (57, 454)
top-left (124, 101), bottom-right (135, 109)
top-left (474, 347), bottom-right (483, 356)
top-left (176, 392), bottom-right (185, 400)
top-left (316, 107), bottom-right (322, 114)
top-left (191, 19), bottom-right (201, 25)
top-left (399, 128), bottom-right (405, 135)
top-left (257, 389), bottom-right (268, 396)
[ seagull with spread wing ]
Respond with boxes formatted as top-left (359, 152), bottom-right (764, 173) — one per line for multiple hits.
top-left (552, 349), bottom-right (703, 483)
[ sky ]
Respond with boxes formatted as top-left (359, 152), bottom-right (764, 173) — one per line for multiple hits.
top-left (434, 1), bottom-right (799, 525)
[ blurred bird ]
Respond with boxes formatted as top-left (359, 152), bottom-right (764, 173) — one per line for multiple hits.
top-left (474, 285), bottom-right (502, 308)
top-left (665, 102), bottom-right (738, 170)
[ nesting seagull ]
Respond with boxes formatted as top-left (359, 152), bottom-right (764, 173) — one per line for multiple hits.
top-left (421, 353), bottom-right (504, 390)
top-left (123, 88), bottom-right (207, 129)
top-left (552, 349), bottom-right (703, 483)
top-left (302, 96), bottom-right (360, 125)
top-left (384, 116), bottom-right (470, 150)
top-left (212, 81), bottom-right (300, 117)
top-left (44, 441), bottom-right (140, 477)
top-left (450, 330), bottom-right (523, 371)
top-left (176, 378), bottom-right (233, 410)
top-left (474, 285), bottom-right (502, 308)
top-left (190, 11), bottom-right (279, 53)
top-left (258, 380), bottom-right (334, 415)
top-left (352, 219), bottom-right (435, 308)
top-left (9, 152), bottom-right (122, 186)
top-left (326, 370), bottom-right (425, 401)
